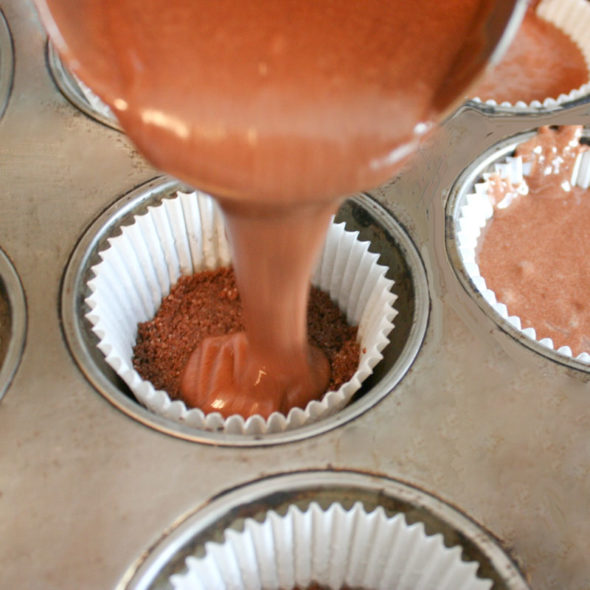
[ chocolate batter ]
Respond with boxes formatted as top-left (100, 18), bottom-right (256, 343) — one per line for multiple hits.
top-left (478, 126), bottom-right (590, 354)
top-left (37, 0), bottom-right (497, 203)
top-left (37, 0), bottom-right (504, 417)
top-left (473, 6), bottom-right (588, 104)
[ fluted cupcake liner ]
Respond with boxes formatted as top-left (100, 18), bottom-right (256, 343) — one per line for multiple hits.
top-left (74, 76), bottom-right (117, 122)
top-left (456, 148), bottom-right (590, 363)
top-left (85, 190), bottom-right (397, 435)
top-left (471, 0), bottom-right (590, 109)
top-left (169, 501), bottom-right (492, 590)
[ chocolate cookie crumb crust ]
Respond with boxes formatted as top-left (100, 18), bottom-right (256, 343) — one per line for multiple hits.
top-left (133, 267), bottom-right (359, 408)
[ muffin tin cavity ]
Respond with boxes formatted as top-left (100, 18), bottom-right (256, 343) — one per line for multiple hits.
top-left (0, 9), bottom-right (14, 120)
top-left (0, 248), bottom-right (26, 401)
top-left (118, 470), bottom-right (530, 590)
top-left (446, 127), bottom-right (590, 373)
top-left (61, 176), bottom-right (429, 446)
top-left (46, 41), bottom-right (120, 130)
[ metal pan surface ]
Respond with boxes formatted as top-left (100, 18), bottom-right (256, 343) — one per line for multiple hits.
top-left (1, 1), bottom-right (589, 589)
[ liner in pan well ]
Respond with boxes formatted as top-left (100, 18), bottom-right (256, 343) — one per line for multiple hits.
top-left (75, 77), bottom-right (116, 121)
top-left (47, 42), bottom-right (119, 129)
top-left (471, 0), bottom-right (590, 109)
top-left (455, 149), bottom-right (590, 363)
top-left (169, 501), bottom-right (493, 590)
top-left (85, 191), bottom-right (397, 435)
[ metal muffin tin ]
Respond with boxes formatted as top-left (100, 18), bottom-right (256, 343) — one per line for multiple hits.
top-left (446, 127), bottom-right (590, 375)
top-left (0, 247), bottom-right (26, 400)
top-left (0, 7), bottom-right (14, 120)
top-left (120, 470), bottom-right (529, 590)
top-left (2, 1), bottom-right (590, 588)
top-left (61, 177), bottom-right (428, 446)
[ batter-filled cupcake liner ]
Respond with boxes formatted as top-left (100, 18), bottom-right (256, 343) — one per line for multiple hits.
top-left (455, 148), bottom-right (590, 363)
top-left (85, 190), bottom-right (397, 435)
top-left (471, 0), bottom-right (590, 109)
top-left (169, 501), bottom-right (493, 590)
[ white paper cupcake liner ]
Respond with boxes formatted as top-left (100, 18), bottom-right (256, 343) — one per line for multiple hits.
top-left (169, 501), bottom-right (493, 590)
top-left (455, 147), bottom-right (590, 363)
top-left (74, 75), bottom-right (117, 122)
top-left (471, 0), bottom-right (590, 109)
top-left (85, 190), bottom-right (397, 435)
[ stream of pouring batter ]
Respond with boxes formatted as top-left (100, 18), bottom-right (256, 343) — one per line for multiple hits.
top-left (37, 0), bottom-right (508, 418)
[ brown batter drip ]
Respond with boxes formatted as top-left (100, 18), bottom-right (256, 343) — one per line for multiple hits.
top-left (37, 0), bottom-right (506, 417)
top-left (478, 126), bottom-right (590, 354)
top-left (193, 199), bottom-right (335, 417)
top-left (473, 6), bottom-right (588, 104)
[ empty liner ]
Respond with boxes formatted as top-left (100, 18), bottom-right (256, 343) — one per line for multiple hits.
top-left (169, 501), bottom-right (493, 590)
top-left (455, 147), bottom-right (590, 363)
top-left (471, 0), bottom-right (590, 109)
top-left (85, 190), bottom-right (397, 435)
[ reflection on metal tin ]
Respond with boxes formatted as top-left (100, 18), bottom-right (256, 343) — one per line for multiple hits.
top-left (446, 127), bottom-right (590, 374)
top-left (0, 9), bottom-right (14, 120)
top-left (60, 176), bottom-right (429, 446)
top-left (46, 41), bottom-right (120, 131)
top-left (117, 470), bottom-right (530, 590)
top-left (0, 248), bottom-right (27, 401)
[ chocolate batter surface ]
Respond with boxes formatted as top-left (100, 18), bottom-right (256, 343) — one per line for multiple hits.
top-left (133, 268), bottom-right (359, 415)
top-left (473, 6), bottom-right (588, 104)
top-left (477, 126), bottom-right (590, 354)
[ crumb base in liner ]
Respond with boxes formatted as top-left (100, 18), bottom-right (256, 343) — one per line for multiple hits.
top-left (133, 267), bottom-right (359, 419)
top-left (478, 126), bottom-right (590, 355)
